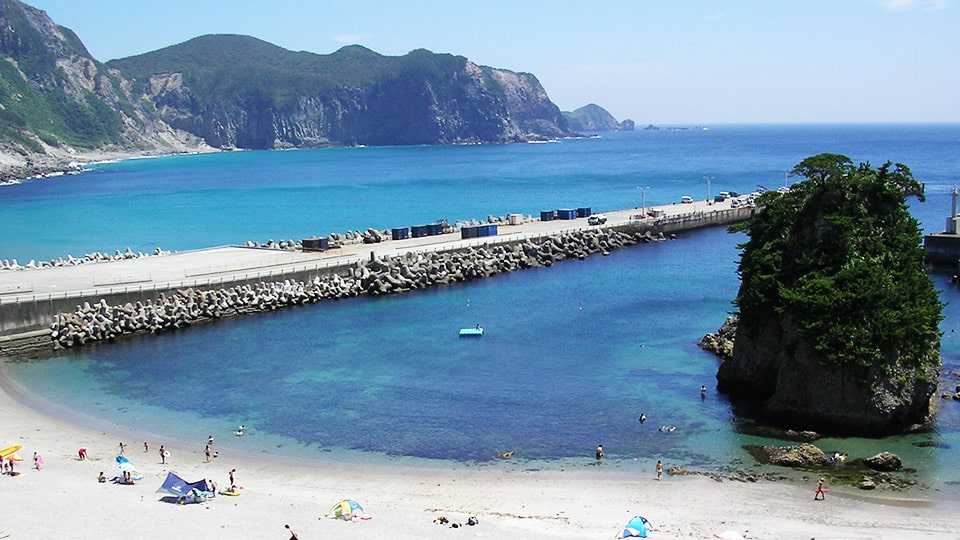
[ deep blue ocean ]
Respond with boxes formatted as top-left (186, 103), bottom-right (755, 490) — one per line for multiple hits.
top-left (3, 126), bottom-right (960, 491)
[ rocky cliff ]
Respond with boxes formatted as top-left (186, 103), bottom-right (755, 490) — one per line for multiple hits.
top-left (0, 0), bottom-right (207, 175)
top-left (106, 36), bottom-right (572, 148)
top-left (0, 0), bottom-right (575, 177)
top-left (715, 155), bottom-right (942, 436)
top-left (562, 103), bottom-right (634, 132)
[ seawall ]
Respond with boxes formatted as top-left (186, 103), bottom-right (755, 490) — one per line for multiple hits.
top-left (0, 206), bottom-right (752, 354)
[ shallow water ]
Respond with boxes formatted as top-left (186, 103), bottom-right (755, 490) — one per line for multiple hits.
top-left (4, 125), bottom-right (960, 492)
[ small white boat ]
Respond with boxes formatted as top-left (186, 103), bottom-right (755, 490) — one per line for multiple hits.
top-left (459, 327), bottom-right (484, 337)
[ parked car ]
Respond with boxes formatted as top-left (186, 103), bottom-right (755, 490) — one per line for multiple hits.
top-left (714, 194), bottom-right (726, 203)
top-left (680, 196), bottom-right (694, 204)
top-left (588, 214), bottom-right (608, 225)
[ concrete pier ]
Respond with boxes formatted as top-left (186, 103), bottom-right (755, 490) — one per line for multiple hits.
top-left (924, 186), bottom-right (960, 266)
top-left (0, 199), bottom-right (752, 336)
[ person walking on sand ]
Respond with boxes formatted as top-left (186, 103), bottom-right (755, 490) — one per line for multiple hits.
top-left (595, 444), bottom-right (604, 461)
top-left (78, 447), bottom-right (87, 461)
top-left (284, 524), bottom-right (299, 540)
top-left (656, 459), bottom-right (664, 481)
top-left (144, 442), bottom-right (149, 453)
top-left (118, 441), bottom-right (126, 455)
top-left (159, 445), bottom-right (167, 465)
top-left (814, 477), bottom-right (827, 501)
top-left (33, 452), bottom-right (43, 470)
top-left (229, 468), bottom-right (237, 491)
top-left (204, 444), bottom-right (212, 463)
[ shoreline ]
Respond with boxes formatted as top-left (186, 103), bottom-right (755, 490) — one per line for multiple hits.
top-left (0, 147), bottom-right (222, 186)
top-left (1, 361), bottom-right (957, 539)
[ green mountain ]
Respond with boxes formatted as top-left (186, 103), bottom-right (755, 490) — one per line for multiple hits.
top-left (0, 0), bottom-right (575, 175)
top-left (562, 103), bottom-right (634, 132)
top-left (0, 0), bottom-right (202, 167)
top-left (106, 35), bottom-right (571, 147)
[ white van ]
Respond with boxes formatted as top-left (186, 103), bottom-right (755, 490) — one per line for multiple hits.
top-left (680, 196), bottom-right (694, 204)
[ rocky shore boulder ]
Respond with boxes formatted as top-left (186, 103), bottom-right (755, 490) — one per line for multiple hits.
top-left (745, 443), bottom-right (828, 468)
top-left (864, 452), bottom-right (902, 472)
top-left (699, 315), bottom-right (737, 359)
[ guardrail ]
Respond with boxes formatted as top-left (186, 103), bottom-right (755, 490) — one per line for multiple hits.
top-left (0, 208), bottom-right (750, 306)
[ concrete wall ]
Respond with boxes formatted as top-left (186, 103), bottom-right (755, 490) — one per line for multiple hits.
top-left (0, 208), bottom-right (752, 337)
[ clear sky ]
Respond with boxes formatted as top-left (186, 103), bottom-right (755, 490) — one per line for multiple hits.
top-left (30, 0), bottom-right (960, 123)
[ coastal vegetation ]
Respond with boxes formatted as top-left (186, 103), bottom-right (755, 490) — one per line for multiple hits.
top-left (716, 154), bottom-right (942, 435)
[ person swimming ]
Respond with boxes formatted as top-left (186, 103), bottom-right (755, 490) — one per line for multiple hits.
top-left (639, 413), bottom-right (647, 424)
top-left (659, 425), bottom-right (677, 433)
top-left (234, 425), bottom-right (246, 437)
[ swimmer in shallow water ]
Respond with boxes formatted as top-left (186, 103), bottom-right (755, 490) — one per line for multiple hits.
top-left (658, 425), bottom-right (677, 433)
top-left (639, 413), bottom-right (647, 424)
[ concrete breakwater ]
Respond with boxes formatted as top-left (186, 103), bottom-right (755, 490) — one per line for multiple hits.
top-left (49, 226), bottom-right (669, 349)
top-left (1, 247), bottom-right (170, 272)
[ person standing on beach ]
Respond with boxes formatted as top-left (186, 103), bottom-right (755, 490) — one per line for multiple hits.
top-left (118, 442), bottom-right (126, 455)
top-left (656, 459), bottom-right (664, 481)
top-left (814, 477), bottom-right (827, 501)
top-left (159, 445), bottom-right (166, 465)
top-left (204, 444), bottom-right (212, 463)
top-left (229, 468), bottom-right (237, 490)
top-left (284, 524), bottom-right (299, 540)
top-left (144, 442), bottom-right (149, 453)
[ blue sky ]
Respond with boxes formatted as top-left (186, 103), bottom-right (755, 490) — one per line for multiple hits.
top-left (31, 0), bottom-right (959, 123)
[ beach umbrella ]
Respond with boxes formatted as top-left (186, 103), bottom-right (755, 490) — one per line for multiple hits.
top-left (0, 444), bottom-right (22, 459)
top-left (329, 499), bottom-right (364, 520)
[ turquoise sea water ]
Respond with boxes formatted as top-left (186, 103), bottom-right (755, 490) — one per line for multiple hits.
top-left (3, 125), bottom-right (960, 491)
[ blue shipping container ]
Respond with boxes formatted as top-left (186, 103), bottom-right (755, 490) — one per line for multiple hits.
top-left (391, 227), bottom-right (410, 241)
top-left (540, 210), bottom-right (555, 221)
top-left (461, 226), bottom-right (478, 239)
top-left (429, 223), bottom-right (444, 236)
top-left (576, 207), bottom-right (592, 218)
top-left (557, 209), bottom-right (577, 220)
top-left (411, 225), bottom-right (431, 238)
top-left (483, 224), bottom-right (498, 237)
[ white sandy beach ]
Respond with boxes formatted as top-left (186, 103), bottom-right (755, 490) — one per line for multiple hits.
top-left (0, 369), bottom-right (956, 540)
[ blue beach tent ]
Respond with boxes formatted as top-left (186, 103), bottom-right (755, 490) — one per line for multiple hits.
top-left (619, 515), bottom-right (651, 538)
top-left (157, 471), bottom-right (213, 497)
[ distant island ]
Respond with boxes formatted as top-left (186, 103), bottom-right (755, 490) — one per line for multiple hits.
top-left (561, 103), bottom-right (634, 132)
top-left (0, 0), bottom-right (631, 180)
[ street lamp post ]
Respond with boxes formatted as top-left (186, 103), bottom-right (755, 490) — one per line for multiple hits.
top-left (637, 185), bottom-right (650, 215)
top-left (703, 175), bottom-right (714, 204)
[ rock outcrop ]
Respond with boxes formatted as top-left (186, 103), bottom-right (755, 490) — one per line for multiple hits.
top-left (50, 226), bottom-right (669, 348)
top-left (745, 443), bottom-right (828, 468)
top-left (699, 315), bottom-right (737, 359)
top-left (715, 155), bottom-right (941, 436)
top-left (864, 452), bottom-right (902, 472)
